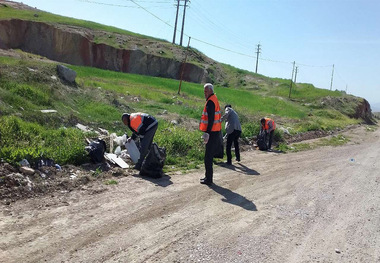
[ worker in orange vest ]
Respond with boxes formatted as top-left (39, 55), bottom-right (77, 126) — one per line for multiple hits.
top-left (122, 112), bottom-right (158, 170)
top-left (260, 117), bottom-right (276, 150)
top-left (199, 83), bottom-right (222, 185)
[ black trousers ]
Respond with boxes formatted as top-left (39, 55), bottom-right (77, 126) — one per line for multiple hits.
top-left (204, 131), bottom-right (222, 183)
top-left (137, 124), bottom-right (158, 166)
top-left (226, 129), bottom-right (241, 163)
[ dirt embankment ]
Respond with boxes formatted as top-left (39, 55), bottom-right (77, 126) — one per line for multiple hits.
top-left (0, 18), bottom-right (209, 83)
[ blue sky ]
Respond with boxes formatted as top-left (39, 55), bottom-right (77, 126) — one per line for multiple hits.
top-left (12, 0), bottom-right (380, 108)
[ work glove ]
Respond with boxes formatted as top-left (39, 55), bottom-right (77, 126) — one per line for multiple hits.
top-left (201, 132), bottom-right (210, 144)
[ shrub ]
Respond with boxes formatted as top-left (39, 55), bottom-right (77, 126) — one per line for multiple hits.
top-left (241, 122), bottom-right (260, 138)
top-left (0, 116), bottom-right (88, 165)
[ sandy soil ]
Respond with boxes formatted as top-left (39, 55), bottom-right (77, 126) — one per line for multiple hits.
top-left (1, 125), bottom-right (380, 263)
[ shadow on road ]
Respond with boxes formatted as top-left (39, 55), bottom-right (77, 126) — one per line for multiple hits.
top-left (133, 173), bottom-right (173, 187)
top-left (267, 149), bottom-right (283, 154)
top-left (217, 162), bottom-right (260, 176)
top-left (209, 183), bottom-right (257, 211)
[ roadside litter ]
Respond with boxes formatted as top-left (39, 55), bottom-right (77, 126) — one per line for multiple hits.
top-left (82, 126), bottom-right (165, 176)
top-left (257, 131), bottom-right (268, 151)
top-left (139, 143), bottom-right (166, 178)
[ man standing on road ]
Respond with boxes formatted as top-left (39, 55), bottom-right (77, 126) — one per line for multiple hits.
top-left (260, 117), bottom-right (276, 150)
top-left (221, 104), bottom-right (242, 165)
top-left (122, 112), bottom-right (158, 171)
top-left (199, 83), bottom-right (222, 186)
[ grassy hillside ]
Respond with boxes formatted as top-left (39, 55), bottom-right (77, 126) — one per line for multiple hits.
top-left (0, 2), bottom-right (366, 171)
top-left (0, 52), bottom-right (361, 171)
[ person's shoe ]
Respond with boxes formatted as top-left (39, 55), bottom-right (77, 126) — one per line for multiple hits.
top-left (235, 158), bottom-right (240, 162)
top-left (226, 161), bottom-right (232, 165)
top-left (200, 178), bottom-right (212, 185)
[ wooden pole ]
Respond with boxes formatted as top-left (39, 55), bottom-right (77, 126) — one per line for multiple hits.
top-left (289, 61), bottom-right (295, 98)
top-left (178, 37), bottom-right (191, 95)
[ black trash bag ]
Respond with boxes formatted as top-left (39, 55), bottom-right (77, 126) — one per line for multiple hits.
top-left (139, 143), bottom-right (166, 178)
top-left (34, 158), bottom-right (55, 169)
top-left (85, 139), bottom-right (106, 163)
top-left (214, 131), bottom-right (224, 158)
top-left (257, 131), bottom-right (268, 151)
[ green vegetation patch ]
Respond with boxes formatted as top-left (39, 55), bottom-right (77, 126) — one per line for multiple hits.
top-left (0, 116), bottom-right (88, 165)
top-left (282, 134), bottom-right (350, 153)
top-left (0, 53), bottom-right (366, 170)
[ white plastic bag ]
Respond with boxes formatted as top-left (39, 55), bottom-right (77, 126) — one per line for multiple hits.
top-left (125, 140), bottom-right (140, 164)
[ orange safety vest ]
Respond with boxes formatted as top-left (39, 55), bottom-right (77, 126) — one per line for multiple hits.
top-left (199, 94), bottom-right (222, 132)
top-left (130, 112), bottom-right (145, 133)
top-left (263, 118), bottom-right (276, 131)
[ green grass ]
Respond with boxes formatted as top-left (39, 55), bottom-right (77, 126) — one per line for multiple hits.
top-left (105, 179), bottom-right (118, 185)
top-left (269, 81), bottom-right (344, 102)
top-left (281, 134), bottom-right (350, 153)
top-left (72, 64), bottom-right (307, 120)
top-left (0, 54), bottom-right (364, 169)
top-left (0, 116), bottom-right (89, 165)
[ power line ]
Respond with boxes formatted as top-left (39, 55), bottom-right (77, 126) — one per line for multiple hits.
top-left (77, 0), bottom-right (330, 67)
top-left (78, 0), bottom-right (172, 8)
top-left (76, 0), bottom-right (346, 86)
top-left (187, 2), bottom-right (253, 53)
top-left (127, 0), bottom-right (175, 28)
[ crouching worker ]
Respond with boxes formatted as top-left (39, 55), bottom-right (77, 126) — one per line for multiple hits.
top-left (260, 117), bottom-right (276, 150)
top-left (122, 112), bottom-right (158, 170)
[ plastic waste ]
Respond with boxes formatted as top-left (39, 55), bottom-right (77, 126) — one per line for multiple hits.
top-left (19, 159), bottom-right (30, 167)
top-left (55, 164), bottom-right (62, 171)
top-left (125, 140), bottom-right (140, 164)
top-left (114, 146), bottom-right (122, 156)
top-left (114, 134), bottom-right (127, 146)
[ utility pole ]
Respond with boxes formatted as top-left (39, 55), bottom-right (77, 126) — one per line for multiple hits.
top-left (179, 0), bottom-right (189, 46)
top-left (294, 66), bottom-right (298, 84)
top-left (330, 64), bottom-right (334, 90)
top-left (178, 37), bottom-right (191, 94)
top-left (172, 0), bottom-right (180, 44)
top-left (289, 61), bottom-right (295, 98)
top-left (255, 43), bottom-right (261, 74)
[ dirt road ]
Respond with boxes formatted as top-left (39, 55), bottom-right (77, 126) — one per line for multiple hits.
top-left (1, 126), bottom-right (380, 263)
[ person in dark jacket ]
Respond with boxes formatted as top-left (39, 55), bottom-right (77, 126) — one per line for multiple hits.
top-left (122, 112), bottom-right (158, 170)
top-left (199, 83), bottom-right (222, 185)
top-left (221, 104), bottom-right (242, 165)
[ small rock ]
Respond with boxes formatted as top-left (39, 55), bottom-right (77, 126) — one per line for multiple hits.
top-left (19, 159), bottom-right (30, 167)
top-left (335, 249), bottom-right (341, 254)
top-left (20, 166), bottom-right (35, 176)
top-left (57, 65), bottom-right (77, 84)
